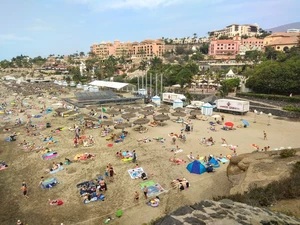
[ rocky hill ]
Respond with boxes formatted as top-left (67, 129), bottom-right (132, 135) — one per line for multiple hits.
top-left (154, 199), bottom-right (300, 225)
top-left (227, 150), bottom-right (300, 194)
top-left (266, 22), bottom-right (300, 32)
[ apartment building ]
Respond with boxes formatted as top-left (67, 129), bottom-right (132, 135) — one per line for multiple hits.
top-left (264, 32), bottom-right (299, 52)
top-left (239, 37), bottom-right (264, 55)
top-left (90, 39), bottom-right (165, 58)
top-left (208, 36), bottom-right (240, 59)
top-left (209, 23), bottom-right (260, 38)
top-left (132, 39), bottom-right (165, 57)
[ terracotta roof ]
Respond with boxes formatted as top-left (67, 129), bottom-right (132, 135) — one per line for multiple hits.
top-left (267, 37), bottom-right (298, 46)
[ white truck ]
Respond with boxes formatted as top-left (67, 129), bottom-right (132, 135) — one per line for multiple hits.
top-left (216, 99), bottom-right (250, 114)
top-left (162, 93), bottom-right (186, 103)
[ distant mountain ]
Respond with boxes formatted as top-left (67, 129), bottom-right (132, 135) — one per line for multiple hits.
top-left (266, 22), bottom-right (300, 32)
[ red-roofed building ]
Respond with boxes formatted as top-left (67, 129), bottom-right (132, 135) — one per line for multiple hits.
top-left (208, 36), bottom-right (240, 59)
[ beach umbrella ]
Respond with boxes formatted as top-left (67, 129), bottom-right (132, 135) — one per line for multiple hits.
top-left (157, 108), bottom-right (169, 114)
top-left (174, 108), bottom-right (185, 112)
top-left (211, 115), bottom-right (221, 119)
top-left (171, 111), bottom-right (186, 117)
top-left (144, 106), bottom-right (154, 111)
top-left (124, 108), bottom-right (136, 113)
top-left (241, 119), bottom-right (249, 126)
top-left (190, 110), bottom-right (202, 116)
top-left (106, 109), bottom-right (120, 115)
top-left (86, 105), bottom-right (98, 110)
top-left (101, 120), bottom-right (114, 126)
top-left (133, 118), bottom-right (150, 125)
top-left (83, 117), bottom-right (99, 121)
top-left (114, 123), bottom-right (130, 130)
top-left (225, 122), bottom-right (234, 127)
top-left (159, 105), bottom-right (170, 109)
top-left (139, 111), bottom-right (153, 116)
top-left (153, 114), bottom-right (170, 122)
top-left (121, 113), bottom-right (136, 119)
top-left (114, 105), bottom-right (128, 110)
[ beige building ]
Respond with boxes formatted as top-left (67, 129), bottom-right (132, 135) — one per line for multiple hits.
top-left (209, 23), bottom-right (260, 38)
top-left (90, 39), bottom-right (165, 58)
top-left (264, 32), bottom-right (299, 52)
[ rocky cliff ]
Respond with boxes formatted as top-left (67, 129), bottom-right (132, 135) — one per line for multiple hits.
top-left (227, 151), bottom-right (300, 194)
top-left (154, 199), bottom-right (300, 225)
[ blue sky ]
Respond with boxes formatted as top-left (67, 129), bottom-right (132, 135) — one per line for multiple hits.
top-left (0, 0), bottom-right (299, 60)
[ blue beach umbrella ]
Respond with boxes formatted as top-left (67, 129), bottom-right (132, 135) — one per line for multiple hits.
top-left (242, 119), bottom-right (249, 126)
top-left (186, 160), bottom-right (206, 174)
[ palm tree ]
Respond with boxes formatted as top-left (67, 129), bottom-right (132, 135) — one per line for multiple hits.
top-left (79, 52), bottom-right (85, 57)
top-left (193, 33), bottom-right (197, 43)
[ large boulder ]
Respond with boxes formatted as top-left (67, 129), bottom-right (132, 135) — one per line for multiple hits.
top-left (227, 151), bottom-right (300, 194)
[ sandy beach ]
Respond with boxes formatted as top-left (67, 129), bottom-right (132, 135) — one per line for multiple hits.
top-left (0, 84), bottom-right (299, 225)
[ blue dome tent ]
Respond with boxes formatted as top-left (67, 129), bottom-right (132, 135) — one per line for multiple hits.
top-left (208, 157), bottom-right (220, 168)
top-left (186, 160), bottom-right (206, 175)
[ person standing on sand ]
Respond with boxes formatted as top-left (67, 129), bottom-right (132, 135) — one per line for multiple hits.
top-left (21, 182), bottom-right (29, 199)
top-left (132, 150), bottom-right (137, 163)
top-left (263, 131), bottom-right (267, 140)
top-left (143, 186), bottom-right (148, 199)
top-left (109, 167), bottom-right (115, 181)
top-left (134, 191), bottom-right (139, 202)
top-left (17, 219), bottom-right (24, 225)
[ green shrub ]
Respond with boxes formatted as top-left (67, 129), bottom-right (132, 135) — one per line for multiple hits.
top-left (280, 149), bottom-right (297, 158)
top-left (236, 92), bottom-right (300, 103)
top-left (283, 105), bottom-right (300, 113)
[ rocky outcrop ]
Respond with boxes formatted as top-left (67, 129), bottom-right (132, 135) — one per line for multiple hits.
top-left (154, 199), bottom-right (300, 225)
top-left (227, 151), bottom-right (300, 194)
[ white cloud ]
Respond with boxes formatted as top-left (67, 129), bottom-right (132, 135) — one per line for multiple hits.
top-left (66, 0), bottom-right (185, 10)
top-left (0, 34), bottom-right (33, 41)
top-left (26, 18), bottom-right (53, 31)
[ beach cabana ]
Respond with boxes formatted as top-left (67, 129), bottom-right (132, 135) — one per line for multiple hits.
top-left (201, 103), bottom-right (213, 116)
top-left (151, 95), bottom-right (161, 107)
top-left (173, 99), bottom-right (183, 109)
top-left (186, 160), bottom-right (206, 175)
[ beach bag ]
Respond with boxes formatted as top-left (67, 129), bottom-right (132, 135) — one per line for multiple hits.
top-left (141, 172), bottom-right (147, 180)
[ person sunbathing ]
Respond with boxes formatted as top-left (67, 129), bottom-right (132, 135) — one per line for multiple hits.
top-left (116, 151), bottom-right (122, 158)
top-left (189, 152), bottom-right (194, 160)
top-left (85, 153), bottom-right (96, 160)
top-left (3, 128), bottom-right (11, 132)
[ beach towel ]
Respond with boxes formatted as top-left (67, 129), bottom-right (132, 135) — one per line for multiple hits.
top-left (84, 193), bottom-right (105, 204)
top-left (140, 181), bottom-right (168, 197)
top-left (122, 158), bottom-right (133, 162)
top-left (49, 166), bottom-right (64, 174)
top-left (40, 178), bottom-right (58, 189)
top-left (42, 152), bottom-right (58, 160)
top-left (218, 157), bottom-right (229, 163)
top-left (172, 148), bottom-right (183, 153)
top-left (76, 181), bottom-right (89, 188)
top-left (128, 168), bottom-right (145, 179)
top-left (33, 115), bottom-right (43, 118)
top-left (49, 200), bottom-right (63, 206)
top-left (186, 155), bottom-right (204, 161)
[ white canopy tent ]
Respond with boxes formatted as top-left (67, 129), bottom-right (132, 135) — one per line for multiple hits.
top-left (89, 80), bottom-right (129, 90)
top-left (226, 69), bottom-right (235, 78)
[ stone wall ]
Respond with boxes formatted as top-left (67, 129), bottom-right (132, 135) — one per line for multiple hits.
top-left (154, 199), bottom-right (300, 225)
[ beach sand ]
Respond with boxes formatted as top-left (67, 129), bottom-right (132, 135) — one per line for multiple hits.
top-left (0, 88), bottom-right (299, 225)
